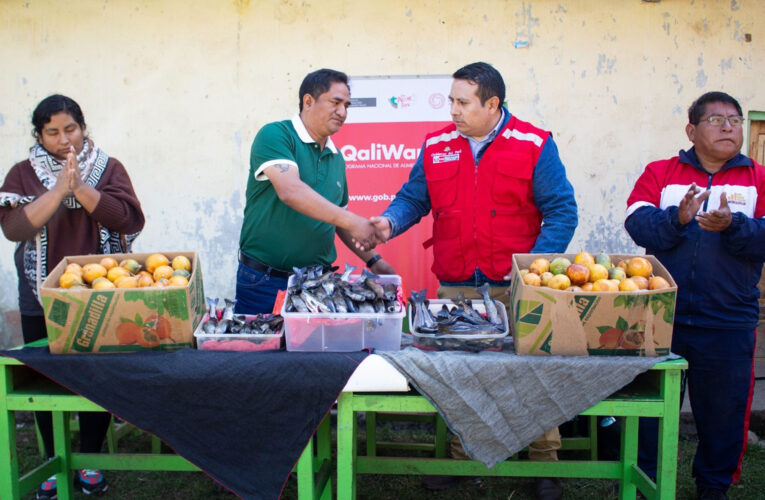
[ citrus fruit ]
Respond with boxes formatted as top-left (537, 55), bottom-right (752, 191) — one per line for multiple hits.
top-left (631, 276), bottom-right (649, 290)
top-left (595, 251), bottom-right (612, 269)
top-left (528, 258), bottom-right (550, 275)
top-left (627, 257), bottom-right (653, 278)
top-left (154, 277), bottom-right (170, 287)
top-left (523, 272), bottom-right (542, 286)
top-left (171, 255), bottom-right (192, 272)
top-left (580, 282), bottom-right (594, 291)
top-left (137, 274), bottom-right (155, 287)
top-left (587, 263), bottom-right (609, 282)
top-left (592, 279), bottom-right (618, 292)
top-left (167, 275), bottom-right (189, 287)
top-left (549, 257), bottom-right (571, 275)
top-left (145, 253), bottom-right (170, 274)
top-left (547, 274), bottom-right (571, 290)
top-left (519, 269), bottom-right (529, 278)
top-left (107, 266), bottom-right (131, 282)
top-left (153, 265), bottom-right (174, 281)
top-left (81, 263), bottom-right (107, 284)
top-left (566, 264), bottom-right (590, 285)
top-left (59, 271), bottom-right (84, 289)
top-left (146, 314), bottom-right (172, 339)
top-left (618, 278), bottom-right (640, 292)
top-left (114, 276), bottom-right (139, 288)
top-left (573, 251), bottom-right (595, 267)
top-left (599, 328), bottom-right (622, 349)
top-left (648, 276), bottom-right (671, 290)
top-left (92, 277), bottom-right (115, 289)
top-left (119, 258), bottom-right (142, 274)
top-left (608, 267), bottom-right (627, 281)
top-left (539, 271), bottom-right (554, 287)
top-left (136, 328), bottom-right (160, 348)
top-left (171, 269), bottom-right (191, 279)
top-left (567, 285), bottom-right (582, 292)
top-left (616, 260), bottom-right (628, 271)
top-left (99, 257), bottom-right (118, 270)
top-left (620, 330), bottom-right (645, 349)
top-left (64, 263), bottom-right (83, 276)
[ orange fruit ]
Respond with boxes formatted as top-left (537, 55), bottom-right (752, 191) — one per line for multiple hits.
top-left (153, 265), bottom-right (174, 281)
top-left (145, 253), bottom-right (170, 274)
top-left (599, 328), bottom-right (623, 349)
top-left (547, 274), bottom-right (571, 290)
top-left (566, 264), bottom-right (590, 285)
top-left (171, 255), bottom-right (192, 272)
top-left (592, 279), bottom-right (618, 292)
top-left (154, 277), bottom-right (170, 287)
top-left (92, 277), bottom-right (116, 289)
top-left (523, 272), bottom-right (542, 286)
top-left (137, 274), bottom-right (154, 287)
top-left (539, 271), bottom-right (554, 287)
top-left (580, 282), bottom-right (594, 291)
top-left (171, 269), bottom-right (191, 279)
top-left (99, 257), bottom-right (118, 270)
top-left (528, 258), bottom-right (550, 275)
top-left (587, 263), bottom-right (609, 282)
top-left (648, 276), bottom-right (671, 290)
top-left (59, 271), bottom-right (84, 289)
top-left (631, 276), bottom-right (649, 290)
top-left (136, 328), bottom-right (160, 348)
top-left (64, 263), bottom-right (83, 276)
top-left (608, 267), bottom-right (627, 282)
top-left (81, 263), bottom-right (107, 284)
top-left (167, 275), bottom-right (189, 287)
top-left (573, 251), bottom-right (595, 267)
top-left (107, 266), bottom-right (131, 282)
top-left (616, 260), bottom-right (628, 271)
top-left (114, 276), bottom-right (139, 288)
top-left (626, 257), bottom-right (653, 278)
top-left (119, 258), bottom-right (142, 274)
top-left (115, 322), bottom-right (140, 344)
top-left (618, 278), bottom-right (640, 292)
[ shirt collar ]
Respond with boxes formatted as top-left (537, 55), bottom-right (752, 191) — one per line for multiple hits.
top-left (458, 107), bottom-right (506, 144)
top-left (679, 147), bottom-right (753, 172)
top-left (291, 114), bottom-right (338, 154)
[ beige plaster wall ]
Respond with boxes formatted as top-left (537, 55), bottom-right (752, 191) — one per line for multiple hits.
top-left (1, 0), bottom-right (762, 346)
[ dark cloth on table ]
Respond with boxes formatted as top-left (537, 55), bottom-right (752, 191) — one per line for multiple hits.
top-left (1, 346), bottom-right (367, 500)
top-left (380, 345), bottom-right (669, 468)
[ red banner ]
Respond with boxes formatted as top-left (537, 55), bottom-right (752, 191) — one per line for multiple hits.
top-left (332, 121), bottom-right (450, 298)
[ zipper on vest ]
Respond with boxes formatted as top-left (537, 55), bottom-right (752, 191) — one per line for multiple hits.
top-left (702, 174), bottom-right (714, 212)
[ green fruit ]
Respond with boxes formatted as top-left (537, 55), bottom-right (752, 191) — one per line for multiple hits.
top-left (608, 267), bottom-right (626, 281)
top-left (595, 251), bottom-right (613, 269)
top-left (171, 269), bottom-right (191, 279)
top-left (549, 257), bottom-right (572, 275)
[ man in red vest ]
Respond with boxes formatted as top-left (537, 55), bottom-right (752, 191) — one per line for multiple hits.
top-left (372, 62), bottom-right (577, 499)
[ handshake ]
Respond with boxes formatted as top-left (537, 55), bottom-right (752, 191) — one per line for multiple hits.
top-left (349, 215), bottom-right (392, 252)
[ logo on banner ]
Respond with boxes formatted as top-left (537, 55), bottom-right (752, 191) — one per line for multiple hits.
top-left (389, 95), bottom-right (413, 108)
top-left (726, 192), bottom-right (746, 206)
top-left (431, 148), bottom-right (461, 163)
top-left (428, 93), bottom-right (446, 109)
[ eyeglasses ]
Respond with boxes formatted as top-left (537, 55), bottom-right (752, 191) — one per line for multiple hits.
top-left (701, 114), bottom-right (746, 127)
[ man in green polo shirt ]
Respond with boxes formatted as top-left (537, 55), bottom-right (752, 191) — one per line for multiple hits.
top-left (236, 68), bottom-right (393, 314)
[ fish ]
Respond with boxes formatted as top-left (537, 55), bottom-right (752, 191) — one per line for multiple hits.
top-left (477, 283), bottom-right (503, 327)
top-left (409, 289), bottom-right (439, 333)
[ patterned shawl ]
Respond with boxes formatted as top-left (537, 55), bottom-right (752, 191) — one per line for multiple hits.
top-left (0, 140), bottom-right (140, 301)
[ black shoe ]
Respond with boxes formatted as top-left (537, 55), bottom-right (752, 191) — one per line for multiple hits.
top-left (74, 469), bottom-right (109, 496)
top-left (535, 477), bottom-right (562, 500)
top-left (421, 475), bottom-right (460, 491)
top-left (697, 486), bottom-right (727, 500)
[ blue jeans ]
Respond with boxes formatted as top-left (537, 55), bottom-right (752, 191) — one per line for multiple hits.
top-left (234, 260), bottom-right (289, 314)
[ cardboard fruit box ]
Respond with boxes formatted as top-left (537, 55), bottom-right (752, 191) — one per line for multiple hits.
top-left (40, 252), bottom-right (205, 354)
top-left (508, 253), bottom-right (677, 357)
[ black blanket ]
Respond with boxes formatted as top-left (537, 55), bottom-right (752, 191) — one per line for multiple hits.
top-left (1, 347), bottom-right (368, 499)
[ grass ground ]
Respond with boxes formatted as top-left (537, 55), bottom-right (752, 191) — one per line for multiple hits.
top-left (13, 411), bottom-right (765, 499)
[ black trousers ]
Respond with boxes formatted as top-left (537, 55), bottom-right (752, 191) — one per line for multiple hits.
top-left (21, 315), bottom-right (111, 458)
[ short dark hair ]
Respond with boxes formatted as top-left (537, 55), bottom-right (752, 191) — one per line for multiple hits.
top-left (688, 91), bottom-right (743, 125)
top-left (298, 69), bottom-right (349, 111)
top-left (452, 62), bottom-right (505, 106)
top-left (32, 94), bottom-right (86, 139)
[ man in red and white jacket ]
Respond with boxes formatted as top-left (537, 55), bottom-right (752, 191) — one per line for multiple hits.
top-left (625, 91), bottom-right (765, 500)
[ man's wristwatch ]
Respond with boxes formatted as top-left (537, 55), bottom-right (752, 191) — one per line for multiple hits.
top-left (366, 254), bottom-right (382, 268)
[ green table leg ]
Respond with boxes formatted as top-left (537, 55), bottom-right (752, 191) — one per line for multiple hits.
top-left (657, 368), bottom-right (681, 499)
top-left (337, 392), bottom-right (356, 500)
top-left (365, 411), bottom-right (377, 456)
top-left (0, 364), bottom-right (21, 499)
top-left (52, 411), bottom-right (74, 500)
top-left (619, 416), bottom-right (638, 499)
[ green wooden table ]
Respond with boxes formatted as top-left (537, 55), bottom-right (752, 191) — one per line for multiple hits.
top-left (336, 357), bottom-right (687, 500)
top-left (0, 346), bottom-right (331, 500)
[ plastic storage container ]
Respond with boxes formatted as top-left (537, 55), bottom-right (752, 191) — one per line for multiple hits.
top-left (408, 298), bottom-right (509, 352)
top-left (194, 313), bottom-right (283, 351)
top-left (281, 274), bottom-right (405, 352)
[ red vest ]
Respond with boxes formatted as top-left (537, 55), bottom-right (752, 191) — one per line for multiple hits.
top-left (423, 116), bottom-right (548, 282)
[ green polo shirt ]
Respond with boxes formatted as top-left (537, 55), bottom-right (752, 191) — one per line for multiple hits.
top-left (239, 114), bottom-right (349, 269)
